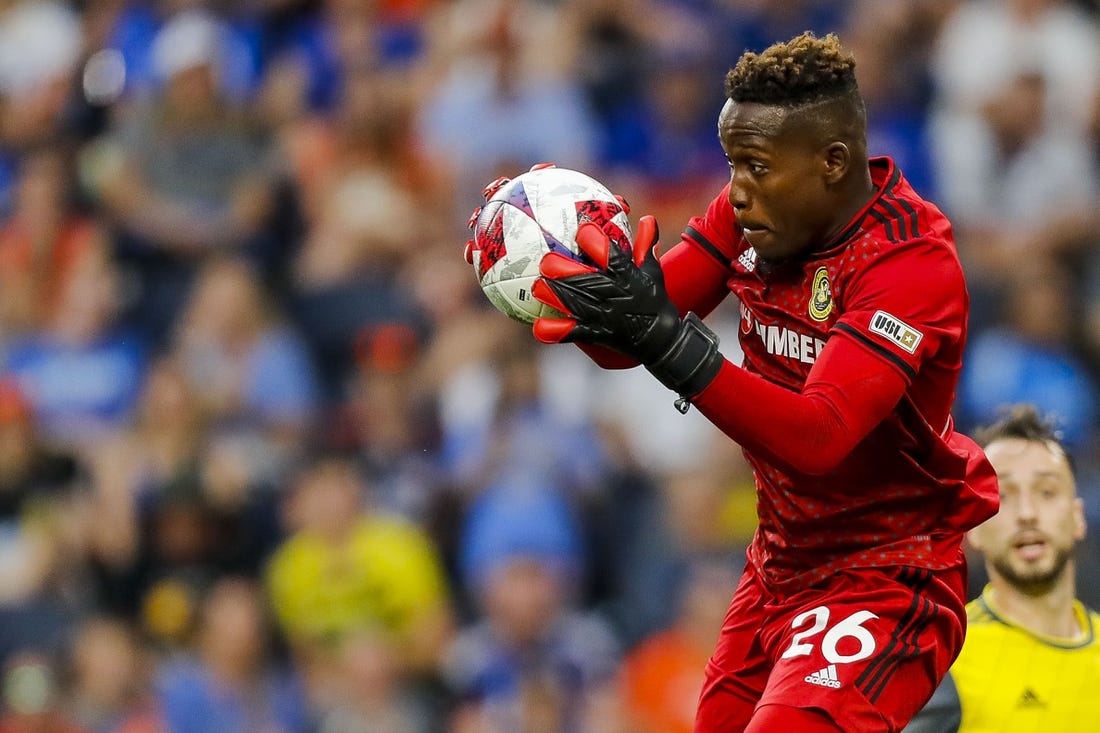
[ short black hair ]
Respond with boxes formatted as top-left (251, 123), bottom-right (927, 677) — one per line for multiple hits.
top-left (725, 31), bottom-right (859, 107)
top-left (974, 404), bottom-right (1070, 466)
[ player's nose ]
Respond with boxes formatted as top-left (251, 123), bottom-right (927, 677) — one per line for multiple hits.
top-left (728, 179), bottom-right (750, 213)
top-left (1015, 490), bottom-right (1039, 523)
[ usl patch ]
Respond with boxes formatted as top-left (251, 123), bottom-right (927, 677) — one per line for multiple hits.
top-left (869, 310), bottom-right (922, 353)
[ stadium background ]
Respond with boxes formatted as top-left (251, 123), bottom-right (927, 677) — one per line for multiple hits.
top-left (0, 0), bottom-right (1098, 730)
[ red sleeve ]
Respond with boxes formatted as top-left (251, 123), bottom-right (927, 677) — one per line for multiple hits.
top-left (663, 184), bottom-right (739, 318)
top-left (660, 235), bottom-right (733, 319)
top-left (691, 332), bottom-right (908, 475)
top-left (832, 241), bottom-right (966, 382)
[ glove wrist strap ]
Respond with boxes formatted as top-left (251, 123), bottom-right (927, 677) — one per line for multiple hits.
top-left (645, 312), bottom-right (723, 410)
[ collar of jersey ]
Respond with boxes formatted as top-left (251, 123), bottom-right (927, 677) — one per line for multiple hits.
top-left (979, 586), bottom-right (1095, 649)
top-left (806, 156), bottom-right (899, 260)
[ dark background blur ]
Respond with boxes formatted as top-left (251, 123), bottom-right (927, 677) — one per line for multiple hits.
top-left (0, 1), bottom-right (1099, 731)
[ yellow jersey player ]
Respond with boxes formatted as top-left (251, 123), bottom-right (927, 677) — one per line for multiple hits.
top-left (905, 404), bottom-right (1100, 732)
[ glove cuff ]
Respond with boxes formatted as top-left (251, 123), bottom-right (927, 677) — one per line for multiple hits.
top-left (645, 312), bottom-right (723, 408)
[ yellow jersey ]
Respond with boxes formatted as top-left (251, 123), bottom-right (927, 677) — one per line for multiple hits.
top-left (265, 514), bottom-right (451, 646)
top-left (905, 585), bottom-right (1100, 732)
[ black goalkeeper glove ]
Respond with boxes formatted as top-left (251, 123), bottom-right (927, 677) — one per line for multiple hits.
top-left (531, 215), bottom-right (723, 408)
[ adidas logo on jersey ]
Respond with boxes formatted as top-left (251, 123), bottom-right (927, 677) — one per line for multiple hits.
top-left (1016, 688), bottom-right (1046, 709)
top-left (738, 247), bottom-right (758, 272)
top-left (804, 664), bottom-right (842, 688)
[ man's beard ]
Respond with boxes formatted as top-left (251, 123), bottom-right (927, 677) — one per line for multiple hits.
top-left (989, 545), bottom-right (1075, 596)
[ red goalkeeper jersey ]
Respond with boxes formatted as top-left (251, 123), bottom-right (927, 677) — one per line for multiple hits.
top-left (663, 157), bottom-right (999, 593)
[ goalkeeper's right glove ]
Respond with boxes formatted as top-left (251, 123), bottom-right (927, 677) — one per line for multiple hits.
top-left (532, 215), bottom-right (723, 408)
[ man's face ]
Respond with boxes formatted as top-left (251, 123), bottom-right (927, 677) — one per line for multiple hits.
top-left (718, 99), bottom-right (837, 262)
top-left (971, 437), bottom-right (1085, 593)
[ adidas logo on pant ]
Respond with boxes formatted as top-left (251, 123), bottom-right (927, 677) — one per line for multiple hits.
top-left (804, 664), bottom-right (842, 688)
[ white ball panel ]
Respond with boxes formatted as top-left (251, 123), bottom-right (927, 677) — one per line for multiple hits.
top-left (484, 275), bottom-right (564, 325)
top-left (527, 170), bottom-right (616, 252)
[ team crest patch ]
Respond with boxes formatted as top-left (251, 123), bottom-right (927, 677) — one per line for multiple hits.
top-left (809, 267), bottom-right (833, 321)
top-left (870, 310), bottom-right (923, 353)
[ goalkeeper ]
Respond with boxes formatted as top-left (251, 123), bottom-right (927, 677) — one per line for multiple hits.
top-left (526, 32), bottom-right (999, 732)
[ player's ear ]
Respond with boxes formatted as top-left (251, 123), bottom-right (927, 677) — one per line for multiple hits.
top-left (822, 142), bottom-right (850, 185)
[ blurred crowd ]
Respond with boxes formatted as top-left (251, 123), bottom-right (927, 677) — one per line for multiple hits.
top-left (0, 0), bottom-right (1099, 731)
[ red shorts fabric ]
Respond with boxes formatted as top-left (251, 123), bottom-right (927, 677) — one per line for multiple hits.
top-left (695, 554), bottom-right (968, 732)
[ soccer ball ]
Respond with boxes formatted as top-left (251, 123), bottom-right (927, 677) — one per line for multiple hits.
top-left (467, 165), bottom-right (632, 325)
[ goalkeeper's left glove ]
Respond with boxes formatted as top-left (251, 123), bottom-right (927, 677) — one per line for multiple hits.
top-left (531, 215), bottom-right (723, 409)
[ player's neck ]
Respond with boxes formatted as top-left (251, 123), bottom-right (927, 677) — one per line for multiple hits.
top-left (824, 165), bottom-right (876, 244)
top-left (987, 571), bottom-right (1082, 641)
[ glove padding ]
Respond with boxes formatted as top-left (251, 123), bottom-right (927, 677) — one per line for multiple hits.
top-left (532, 215), bottom-right (724, 402)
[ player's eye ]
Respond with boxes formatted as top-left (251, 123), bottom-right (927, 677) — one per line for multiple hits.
top-left (749, 162), bottom-right (768, 175)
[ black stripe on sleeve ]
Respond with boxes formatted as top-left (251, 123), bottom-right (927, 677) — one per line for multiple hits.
top-left (833, 323), bottom-right (917, 381)
top-left (876, 198), bottom-right (912, 241)
top-left (867, 208), bottom-right (898, 243)
top-left (684, 225), bottom-right (730, 269)
top-left (889, 195), bottom-right (922, 239)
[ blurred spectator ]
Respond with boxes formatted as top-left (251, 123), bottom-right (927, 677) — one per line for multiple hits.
top-left (957, 264), bottom-right (1099, 450)
top-left (1077, 88), bottom-right (1100, 363)
top-left (0, 649), bottom-right (86, 733)
top-left (126, 484), bottom-right (266, 654)
top-left (86, 358), bottom-right (282, 626)
top-left (932, 0), bottom-right (1099, 132)
top-left (709, 0), bottom-right (849, 58)
top-left (154, 576), bottom-right (309, 733)
top-left (265, 455), bottom-right (454, 683)
top-left (431, 330), bottom-right (624, 610)
top-left (1, 240), bottom-right (147, 451)
top-left (0, 0), bottom-right (83, 152)
top-left (928, 0), bottom-right (1100, 334)
top-left (438, 330), bottom-right (609, 500)
top-left (0, 380), bottom-right (91, 666)
top-left (91, 1), bottom-right (260, 106)
top-left (288, 68), bottom-right (435, 281)
top-left (606, 453), bottom-right (754, 646)
top-left (843, 0), bottom-right (949, 198)
top-left (417, 0), bottom-right (597, 196)
top-left (169, 255), bottom-right (319, 454)
top-left (85, 358), bottom-right (206, 590)
top-left (458, 479), bottom-right (586, 611)
top-left (930, 70), bottom-right (1096, 276)
top-left (620, 557), bottom-right (742, 733)
top-left (332, 322), bottom-right (443, 523)
top-left (265, 0), bottom-right (432, 113)
top-left (631, 45), bottom-right (727, 188)
top-left (569, 0), bottom-right (649, 171)
top-left (313, 630), bottom-right (440, 733)
top-left (66, 616), bottom-right (163, 733)
top-left (445, 483), bottom-right (622, 733)
top-left (0, 147), bottom-right (107, 349)
top-left (284, 66), bottom-right (438, 397)
top-left (0, 380), bottom-right (87, 604)
top-left (79, 8), bottom-right (280, 344)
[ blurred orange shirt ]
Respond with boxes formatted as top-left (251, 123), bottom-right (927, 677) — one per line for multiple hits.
top-left (0, 217), bottom-right (99, 324)
top-left (620, 629), bottom-right (710, 733)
